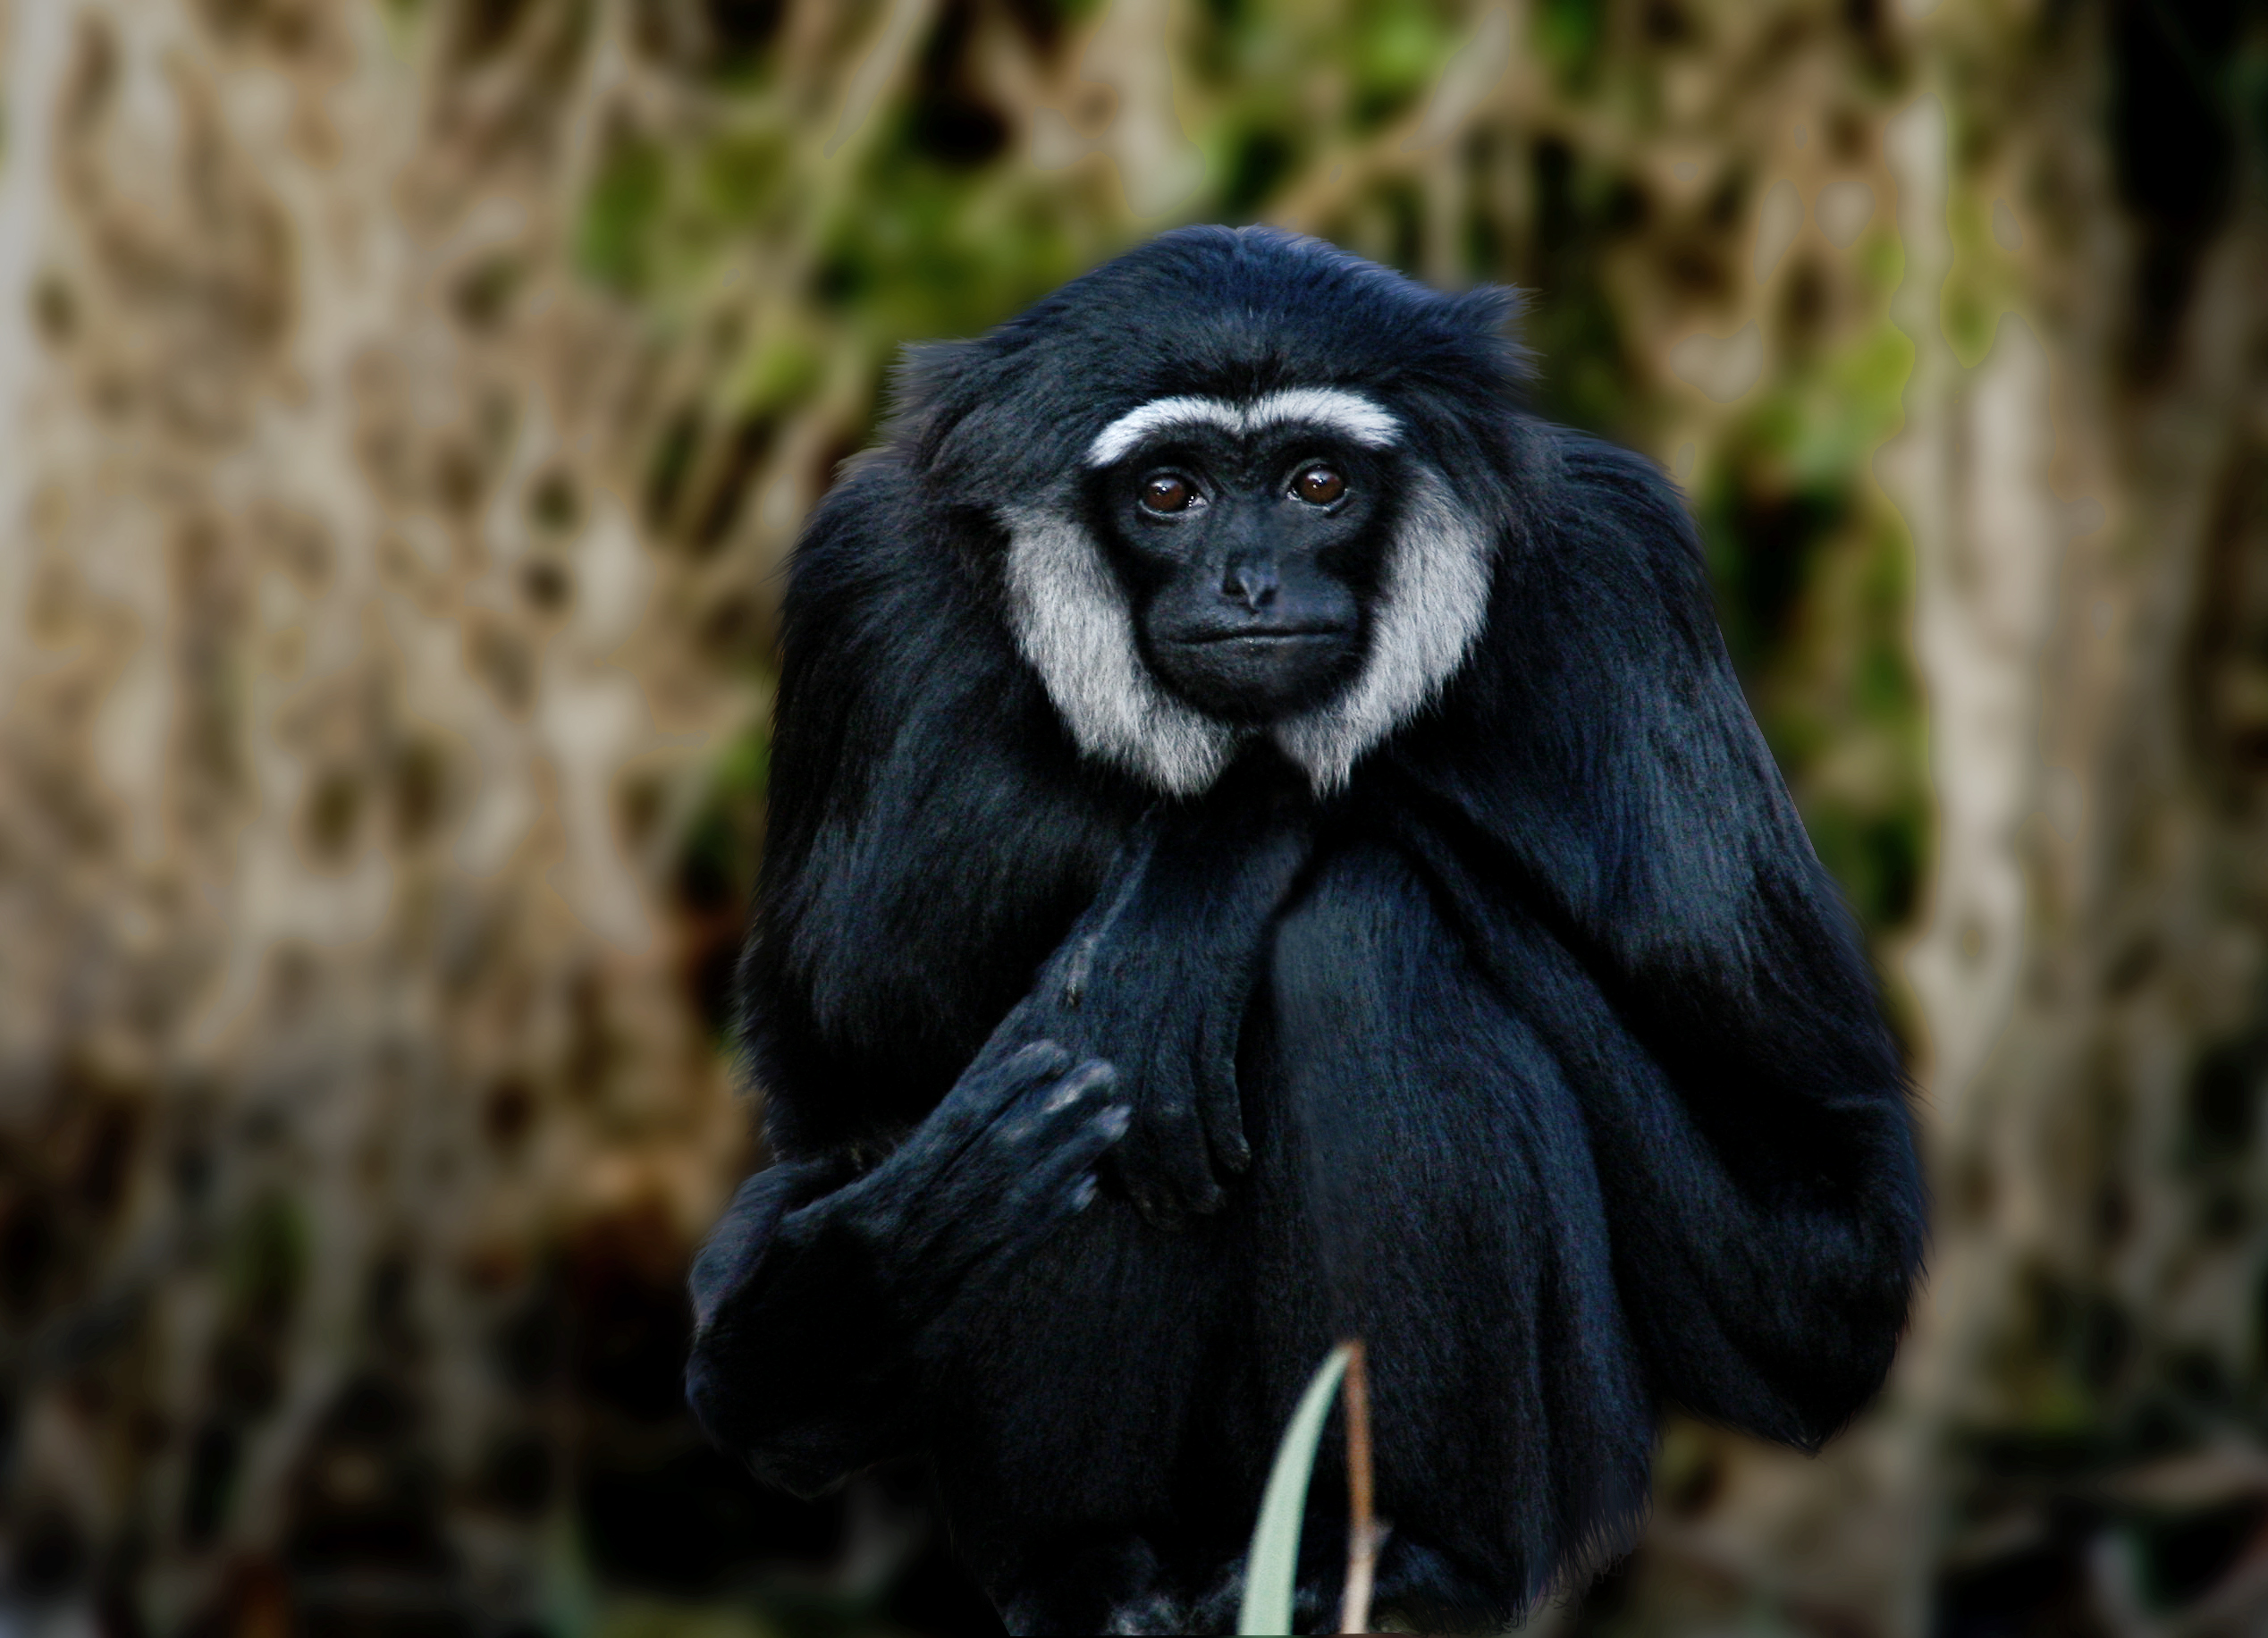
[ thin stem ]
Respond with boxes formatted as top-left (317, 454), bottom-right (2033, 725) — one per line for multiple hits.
top-left (1339, 1337), bottom-right (1377, 1634)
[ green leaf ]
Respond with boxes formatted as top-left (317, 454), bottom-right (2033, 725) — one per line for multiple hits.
top-left (1238, 1342), bottom-right (1351, 1636)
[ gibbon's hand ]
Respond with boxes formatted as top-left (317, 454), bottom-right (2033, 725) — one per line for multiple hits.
top-left (824, 1042), bottom-right (1128, 1324)
top-left (991, 788), bottom-right (1313, 1229)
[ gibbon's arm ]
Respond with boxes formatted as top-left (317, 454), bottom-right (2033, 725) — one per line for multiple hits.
top-left (1383, 430), bottom-right (1923, 1445)
top-left (1385, 818), bottom-right (1917, 1448)
top-left (686, 1043), bottom-right (1126, 1497)
top-left (974, 764), bottom-right (1318, 1227)
top-left (697, 756), bottom-right (1308, 1491)
top-left (684, 1153), bottom-right (880, 1496)
top-left (743, 457), bottom-right (1139, 1152)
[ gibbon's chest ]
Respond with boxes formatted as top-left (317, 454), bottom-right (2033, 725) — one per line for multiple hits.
top-left (922, 845), bottom-right (1621, 1534)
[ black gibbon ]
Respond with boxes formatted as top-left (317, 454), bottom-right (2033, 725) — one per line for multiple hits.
top-left (686, 226), bottom-right (1925, 1634)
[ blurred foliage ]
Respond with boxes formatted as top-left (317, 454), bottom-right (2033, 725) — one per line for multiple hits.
top-left (0, 0), bottom-right (2265, 1635)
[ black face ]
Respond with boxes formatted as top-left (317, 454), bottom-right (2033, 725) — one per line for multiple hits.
top-left (1095, 429), bottom-right (1384, 725)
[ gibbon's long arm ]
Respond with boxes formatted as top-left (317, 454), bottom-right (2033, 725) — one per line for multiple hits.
top-left (687, 796), bottom-right (1311, 1497)
top-left (980, 768), bottom-right (1318, 1227)
top-left (686, 1042), bottom-right (1126, 1497)
top-left (741, 459), bottom-right (1142, 1156)
top-left (1384, 430), bottom-right (1923, 1444)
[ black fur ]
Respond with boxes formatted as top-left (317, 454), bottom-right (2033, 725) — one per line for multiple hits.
top-left (687, 227), bottom-right (1926, 1634)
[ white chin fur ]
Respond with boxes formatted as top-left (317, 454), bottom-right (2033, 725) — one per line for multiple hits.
top-left (1003, 468), bottom-right (1492, 798)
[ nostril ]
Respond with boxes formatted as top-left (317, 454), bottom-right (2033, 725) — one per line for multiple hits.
top-left (1224, 564), bottom-right (1277, 612)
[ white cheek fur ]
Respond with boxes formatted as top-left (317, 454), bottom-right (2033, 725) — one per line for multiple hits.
top-left (1002, 505), bottom-right (1242, 797)
top-left (1273, 468), bottom-right (1495, 792)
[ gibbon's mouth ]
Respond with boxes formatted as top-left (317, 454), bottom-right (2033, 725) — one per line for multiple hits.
top-left (1148, 622), bottom-right (1364, 724)
top-left (1169, 625), bottom-right (1349, 646)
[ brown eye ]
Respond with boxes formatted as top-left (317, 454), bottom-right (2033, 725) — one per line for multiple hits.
top-left (1142, 474), bottom-right (1194, 513)
top-left (1294, 466), bottom-right (1346, 506)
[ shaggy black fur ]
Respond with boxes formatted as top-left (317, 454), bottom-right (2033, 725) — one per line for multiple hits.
top-left (686, 227), bottom-right (1925, 1634)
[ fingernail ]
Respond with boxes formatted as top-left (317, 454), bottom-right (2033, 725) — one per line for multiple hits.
top-left (1099, 1106), bottom-right (1132, 1138)
top-left (1071, 1176), bottom-right (1098, 1212)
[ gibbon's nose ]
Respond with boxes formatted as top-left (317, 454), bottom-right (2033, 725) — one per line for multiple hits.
top-left (1222, 558), bottom-right (1278, 613)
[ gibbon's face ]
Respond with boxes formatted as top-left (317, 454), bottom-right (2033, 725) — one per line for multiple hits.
top-left (1003, 383), bottom-right (1490, 797)
top-left (1096, 436), bottom-right (1383, 725)
top-left (1085, 402), bottom-right (1395, 727)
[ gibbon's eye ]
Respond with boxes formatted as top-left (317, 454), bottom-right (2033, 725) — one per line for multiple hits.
top-left (1293, 466), bottom-right (1347, 506)
top-left (1142, 474), bottom-right (1196, 513)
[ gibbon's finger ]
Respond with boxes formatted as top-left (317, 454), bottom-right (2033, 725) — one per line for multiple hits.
top-left (1195, 1075), bottom-right (1249, 1178)
top-left (1193, 1006), bottom-right (1251, 1175)
top-left (991, 1105), bottom-right (1131, 1259)
top-left (892, 1078), bottom-right (1115, 1281)
top-left (1012, 1102), bottom-right (1132, 1203)
top-left (989, 1060), bottom-right (1118, 1149)
top-left (1109, 1105), bottom-right (1227, 1228)
top-left (920, 1040), bottom-right (1075, 1172)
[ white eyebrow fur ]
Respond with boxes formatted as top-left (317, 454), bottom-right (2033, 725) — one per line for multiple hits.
top-left (1083, 388), bottom-right (1402, 468)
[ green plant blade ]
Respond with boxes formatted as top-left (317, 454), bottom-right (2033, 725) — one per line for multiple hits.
top-left (1238, 1342), bottom-right (1353, 1636)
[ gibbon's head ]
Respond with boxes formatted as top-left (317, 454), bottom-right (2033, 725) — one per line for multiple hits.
top-left (887, 226), bottom-right (1538, 796)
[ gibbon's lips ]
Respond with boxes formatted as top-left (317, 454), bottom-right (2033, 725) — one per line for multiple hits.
top-left (1149, 621), bottom-right (1362, 724)
top-left (1172, 623), bottom-right (1348, 645)
top-left (1147, 597), bottom-right (1356, 649)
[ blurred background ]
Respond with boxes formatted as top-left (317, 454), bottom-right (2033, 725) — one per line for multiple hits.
top-left (0, 0), bottom-right (2263, 1633)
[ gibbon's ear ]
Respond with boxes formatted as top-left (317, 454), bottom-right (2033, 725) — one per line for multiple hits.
top-left (1440, 283), bottom-right (1537, 385)
top-left (882, 338), bottom-right (983, 469)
